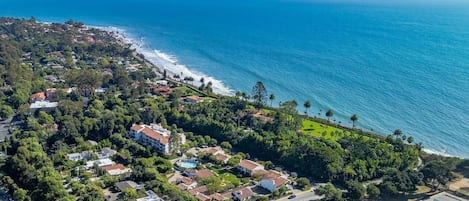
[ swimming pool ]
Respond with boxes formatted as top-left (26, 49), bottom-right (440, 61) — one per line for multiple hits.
top-left (178, 159), bottom-right (197, 169)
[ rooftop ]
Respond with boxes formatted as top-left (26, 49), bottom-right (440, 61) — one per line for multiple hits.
top-left (238, 159), bottom-right (263, 171)
top-left (30, 100), bottom-right (58, 109)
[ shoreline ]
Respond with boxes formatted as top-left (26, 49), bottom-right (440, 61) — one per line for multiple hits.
top-left (98, 25), bottom-right (234, 96)
top-left (95, 25), bottom-right (465, 160)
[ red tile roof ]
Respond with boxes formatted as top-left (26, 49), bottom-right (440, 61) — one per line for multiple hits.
top-left (131, 124), bottom-right (143, 131)
top-left (185, 95), bottom-right (203, 102)
top-left (141, 127), bottom-right (169, 145)
top-left (196, 169), bottom-right (215, 179)
top-left (239, 160), bottom-right (263, 171)
top-left (30, 92), bottom-right (46, 101)
top-left (274, 177), bottom-right (289, 187)
top-left (195, 193), bottom-right (211, 201)
top-left (215, 153), bottom-right (229, 162)
top-left (101, 164), bottom-right (126, 171)
top-left (188, 186), bottom-right (208, 195)
top-left (210, 193), bottom-right (230, 201)
top-left (233, 187), bottom-right (253, 200)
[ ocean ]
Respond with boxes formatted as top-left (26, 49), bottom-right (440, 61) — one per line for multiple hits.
top-left (1, 0), bottom-right (468, 158)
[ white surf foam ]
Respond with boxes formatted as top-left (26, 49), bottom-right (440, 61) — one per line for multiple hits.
top-left (97, 26), bottom-right (234, 95)
top-left (422, 148), bottom-right (458, 158)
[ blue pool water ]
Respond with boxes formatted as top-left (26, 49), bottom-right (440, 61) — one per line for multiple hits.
top-left (179, 161), bottom-right (197, 169)
top-left (1, 0), bottom-right (468, 157)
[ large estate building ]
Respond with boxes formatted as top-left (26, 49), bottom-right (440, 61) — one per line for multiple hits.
top-left (129, 123), bottom-right (186, 155)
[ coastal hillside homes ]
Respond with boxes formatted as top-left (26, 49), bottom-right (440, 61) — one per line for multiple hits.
top-left (423, 191), bottom-right (468, 201)
top-left (129, 123), bottom-right (186, 155)
top-left (232, 187), bottom-right (254, 201)
top-left (237, 160), bottom-right (264, 176)
top-left (209, 193), bottom-right (231, 201)
top-left (101, 164), bottom-right (132, 176)
top-left (259, 170), bottom-right (290, 192)
top-left (184, 95), bottom-right (204, 103)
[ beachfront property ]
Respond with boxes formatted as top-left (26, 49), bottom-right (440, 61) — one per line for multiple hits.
top-left (237, 159), bottom-right (264, 176)
top-left (129, 123), bottom-right (186, 155)
top-left (259, 170), bottom-right (290, 192)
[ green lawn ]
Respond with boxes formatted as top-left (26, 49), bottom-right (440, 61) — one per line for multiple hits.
top-left (301, 119), bottom-right (370, 141)
top-left (210, 168), bottom-right (242, 188)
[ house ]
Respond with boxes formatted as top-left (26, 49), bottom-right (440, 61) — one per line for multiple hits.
top-left (129, 124), bottom-right (185, 155)
top-left (85, 158), bottom-right (114, 169)
top-left (86, 140), bottom-right (98, 146)
top-left (214, 153), bottom-right (231, 164)
top-left (115, 180), bottom-right (143, 192)
top-left (67, 153), bottom-right (84, 161)
top-left (195, 193), bottom-right (211, 201)
top-left (98, 147), bottom-right (117, 159)
top-left (136, 190), bottom-right (163, 201)
top-left (183, 168), bottom-right (197, 177)
top-left (259, 170), bottom-right (290, 192)
top-left (237, 160), bottom-right (264, 176)
top-left (176, 177), bottom-right (197, 190)
top-left (30, 92), bottom-right (46, 103)
top-left (155, 86), bottom-right (173, 96)
top-left (201, 146), bottom-right (223, 155)
top-left (30, 100), bottom-right (58, 112)
top-left (66, 151), bottom-right (92, 161)
top-left (155, 80), bottom-right (168, 86)
top-left (423, 191), bottom-right (468, 201)
top-left (188, 186), bottom-right (209, 196)
top-left (102, 164), bottom-right (132, 176)
top-left (195, 169), bottom-right (215, 180)
top-left (184, 95), bottom-right (204, 103)
top-left (232, 187), bottom-right (254, 201)
top-left (209, 193), bottom-right (231, 201)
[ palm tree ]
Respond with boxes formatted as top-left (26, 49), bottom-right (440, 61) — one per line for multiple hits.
top-left (407, 136), bottom-right (414, 144)
top-left (325, 109), bottom-right (333, 122)
top-left (393, 129), bottom-right (403, 139)
top-left (269, 94), bottom-right (275, 107)
top-left (415, 142), bottom-right (423, 151)
top-left (304, 100), bottom-right (311, 115)
top-left (350, 114), bottom-right (358, 128)
top-left (401, 135), bottom-right (407, 141)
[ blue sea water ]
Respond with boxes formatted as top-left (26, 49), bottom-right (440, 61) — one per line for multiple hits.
top-left (1, 0), bottom-right (468, 158)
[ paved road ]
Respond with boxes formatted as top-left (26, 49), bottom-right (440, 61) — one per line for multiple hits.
top-left (276, 189), bottom-right (324, 201)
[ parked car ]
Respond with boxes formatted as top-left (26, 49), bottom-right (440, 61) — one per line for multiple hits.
top-left (288, 194), bottom-right (296, 199)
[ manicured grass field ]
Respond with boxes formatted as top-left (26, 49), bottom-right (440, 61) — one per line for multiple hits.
top-left (301, 119), bottom-right (370, 141)
top-left (211, 168), bottom-right (242, 188)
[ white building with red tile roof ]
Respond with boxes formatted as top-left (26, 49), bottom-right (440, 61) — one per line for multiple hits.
top-left (237, 159), bottom-right (264, 176)
top-left (129, 123), bottom-right (185, 155)
top-left (101, 164), bottom-right (132, 176)
top-left (259, 170), bottom-right (290, 192)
